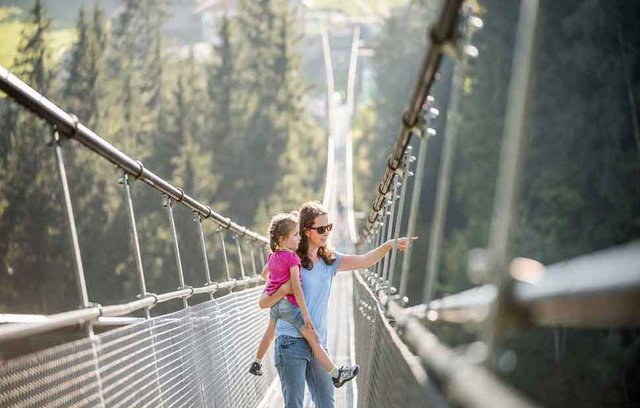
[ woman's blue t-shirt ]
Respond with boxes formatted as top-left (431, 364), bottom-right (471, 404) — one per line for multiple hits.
top-left (275, 254), bottom-right (342, 348)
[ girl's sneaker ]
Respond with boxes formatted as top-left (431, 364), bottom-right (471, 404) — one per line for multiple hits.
top-left (332, 364), bottom-right (359, 388)
top-left (248, 361), bottom-right (263, 376)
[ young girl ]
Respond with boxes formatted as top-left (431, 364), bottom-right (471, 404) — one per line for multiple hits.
top-left (248, 211), bottom-right (359, 388)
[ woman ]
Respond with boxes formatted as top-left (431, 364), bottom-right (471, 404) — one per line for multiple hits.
top-left (260, 201), bottom-right (415, 408)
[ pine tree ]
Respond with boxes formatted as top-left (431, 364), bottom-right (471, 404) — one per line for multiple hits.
top-left (206, 13), bottom-right (240, 213)
top-left (169, 52), bottom-right (218, 202)
top-left (233, 0), bottom-right (287, 223)
top-left (104, 0), bottom-right (166, 159)
top-left (0, 0), bottom-right (74, 313)
top-left (166, 52), bottom-right (220, 285)
top-left (267, 6), bottom-right (325, 217)
top-left (234, 0), bottom-right (322, 224)
top-left (64, 4), bottom-right (106, 128)
top-left (207, 14), bottom-right (236, 149)
top-left (13, 0), bottom-right (50, 91)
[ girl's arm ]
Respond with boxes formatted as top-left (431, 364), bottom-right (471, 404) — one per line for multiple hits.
top-left (337, 237), bottom-right (417, 272)
top-left (260, 264), bottom-right (269, 280)
top-left (258, 281), bottom-right (292, 309)
top-left (289, 266), bottom-right (314, 330)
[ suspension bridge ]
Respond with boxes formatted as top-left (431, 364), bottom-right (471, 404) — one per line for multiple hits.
top-left (1, 0), bottom-right (639, 407)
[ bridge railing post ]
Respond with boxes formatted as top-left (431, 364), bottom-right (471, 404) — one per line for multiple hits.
top-left (249, 245), bottom-right (258, 277)
top-left (51, 127), bottom-right (91, 317)
top-left (481, 0), bottom-right (540, 361)
top-left (369, 222), bottom-right (382, 284)
top-left (218, 227), bottom-right (232, 283)
top-left (373, 208), bottom-right (383, 280)
top-left (195, 212), bottom-right (215, 301)
top-left (121, 172), bottom-right (154, 317)
top-left (422, 12), bottom-right (479, 306)
top-left (376, 196), bottom-right (391, 284)
top-left (398, 101), bottom-right (436, 300)
top-left (259, 247), bottom-right (267, 270)
top-left (163, 195), bottom-right (190, 309)
top-left (120, 171), bottom-right (165, 406)
top-left (381, 176), bottom-right (400, 284)
top-left (233, 234), bottom-right (246, 281)
top-left (386, 147), bottom-right (414, 295)
top-left (51, 125), bottom-right (107, 408)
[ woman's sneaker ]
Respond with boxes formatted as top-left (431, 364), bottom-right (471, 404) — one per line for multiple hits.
top-left (248, 361), bottom-right (263, 376)
top-left (332, 364), bottom-right (359, 388)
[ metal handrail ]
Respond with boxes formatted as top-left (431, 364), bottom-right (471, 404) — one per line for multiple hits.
top-left (0, 65), bottom-right (267, 244)
top-left (359, 0), bottom-right (464, 240)
top-left (353, 271), bottom-right (537, 407)
top-left (387, 300), bottom-right (538, 408)
top-left (417, 241), bottom-right (640, 328)
top-left (0, 276), bottom-right (263, 343)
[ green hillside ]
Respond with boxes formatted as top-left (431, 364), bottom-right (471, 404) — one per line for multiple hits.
top-left (0, 5), bottom-right (77, 68)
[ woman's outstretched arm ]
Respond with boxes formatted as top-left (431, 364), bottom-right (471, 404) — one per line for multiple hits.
top-left (337, 237), bottom-right (417, 272)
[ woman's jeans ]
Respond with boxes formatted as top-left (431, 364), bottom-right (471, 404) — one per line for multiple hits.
top-left (274, 335), bottom-right (335, 408)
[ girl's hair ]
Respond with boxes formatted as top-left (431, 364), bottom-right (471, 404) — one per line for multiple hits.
top-left (296, 201), bottom-right (336, 270)
top-left (268, 211), bottom-right (299, 252)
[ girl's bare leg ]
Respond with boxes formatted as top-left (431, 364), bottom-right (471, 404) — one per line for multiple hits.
top-left (256, 319), bottom-right (277, 360)
top-left (299, 326), bottom-right (336, 373)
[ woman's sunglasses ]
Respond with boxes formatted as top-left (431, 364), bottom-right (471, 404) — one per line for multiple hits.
top-left (307, 224), bottom-right (333, 234)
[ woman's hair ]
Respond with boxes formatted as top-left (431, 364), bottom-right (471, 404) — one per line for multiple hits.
top-left (268, 211), bottom-right (299, 252)
top-left (297, 201), bottom-right (336, 270)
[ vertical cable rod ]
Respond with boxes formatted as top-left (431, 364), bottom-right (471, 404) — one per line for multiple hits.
top-left (381, 177), bottom-right (400, 283)
top-left (51, 127), bottom-right (106, 408)
top-left (423, 54), bottom-right (470, 305)
top-left (234, 235), bottom-right (246, 280)
top-left (250, 246), bottom-right (258, 277)
top-left (483, 0), bottom-right (540, 358)
top-left (196, 213), bottom-right (215, 300)
top-left (387, 148), bottom-right (414, 295)
top-left (219, 228), bottom-right (232, 282)
top-left (122, 173), bottom-right (151, 318)
top-left (164, 196), bottom-right (188, 309)
top-left (399, 106), bottom-right (434, 299)
top-left (52, 128), bottom-right (90, 310)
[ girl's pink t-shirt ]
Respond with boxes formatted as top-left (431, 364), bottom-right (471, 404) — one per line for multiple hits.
top-left (265, 250), bottom-right (301, 307)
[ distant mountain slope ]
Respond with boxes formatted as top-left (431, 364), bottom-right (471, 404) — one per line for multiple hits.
top-left (0, 0), bottom-right (118, 28)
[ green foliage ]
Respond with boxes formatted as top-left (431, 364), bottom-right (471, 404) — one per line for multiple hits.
top-left (63, 4), bottom-right (106, 127)
top-left (353, 1), bottom-right (443, 223)
top-left (0, 0), bottom-right (75, 314)
top-left (0, 5), bottom-right (75, 69)
top-left (214, 0), bottom-right (325, 226)
top-left (364, 0), bottom-right (640, 405)
top-left (0, 0), bottom-right (323, 316)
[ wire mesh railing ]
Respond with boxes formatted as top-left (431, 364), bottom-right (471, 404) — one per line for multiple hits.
top-left (0, 286), bottom-right (275, 408)
top-left (353, 272), bottom-right (446, 408)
